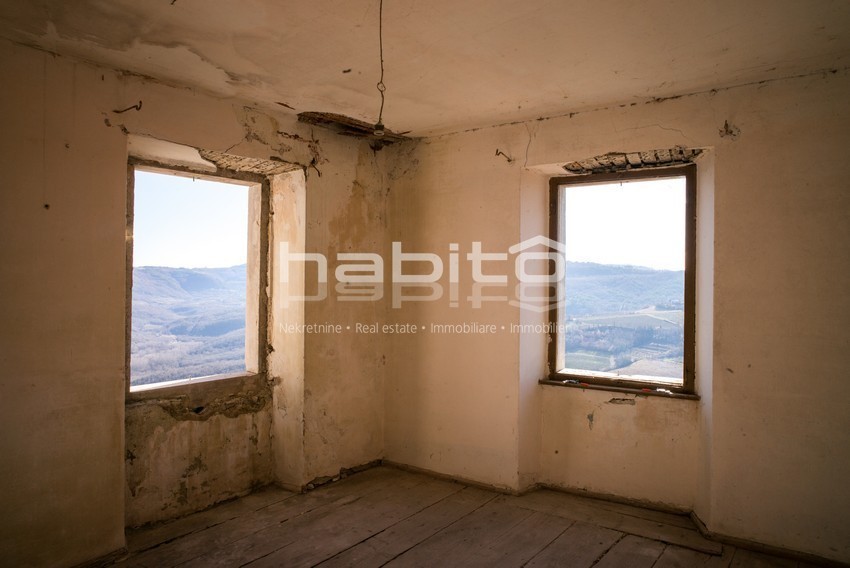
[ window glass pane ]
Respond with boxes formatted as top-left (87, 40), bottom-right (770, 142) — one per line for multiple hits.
top-left (131, 170), bottom-right (249, 387)
top-left (561, 177), bottom-right (685, 384)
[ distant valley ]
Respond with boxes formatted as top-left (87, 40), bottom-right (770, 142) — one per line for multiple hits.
top-left (130, 261), bottom-right (685, 385)
top-left (562, 261), bottom-right (685, 380)
top-left (131, 265), bottom-right (246, 386)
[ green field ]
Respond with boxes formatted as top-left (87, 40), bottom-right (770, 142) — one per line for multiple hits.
top-left (564, 351), bottom-right (611, 371)
top-left (638, 308), bottom-right (685, 324)
top-left (615, 358), bottom-right (682, 380)
top-left (577, 312), bottom-right (682, 329)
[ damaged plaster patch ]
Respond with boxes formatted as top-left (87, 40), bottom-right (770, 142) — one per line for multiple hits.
top-left (719, 120), bottom-right (741, 140)
top-left (297, 111), bottom-right (410, 150)
top-left (607, 397), bottom-right (637, 405)
top-left (124, 395), bottom-right (274, 525)
top-left (587, 411), bottom-right (595, 430)
top-left (128, 135), bottom-right (217, 172)
top-left (563, 146), bottom-right (702, 174)
top-left (198, 148), bottom-right (300, 175)
top-left (387, 139), bottom-right (421, 181)
top-left (326, 142), bottom-right (388, 252)
top-left (127, 389), bottom-right (271, 422)
top-left (276, 129), bottom-right (323, 171)
top-left (185, 456), bottom-right (208, 476)
top-left (227, 106), bottom-right (325, 170)
top-left (30, 3), bottom-right (279, 97)
top-left (305, 460), bottom-right (382, 491)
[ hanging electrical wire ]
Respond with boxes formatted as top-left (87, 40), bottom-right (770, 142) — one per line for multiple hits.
top-left (374, 0), bottom-right (386, 136)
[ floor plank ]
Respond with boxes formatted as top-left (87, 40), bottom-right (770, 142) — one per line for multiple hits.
top-left (654, 543), bottom-right (737, 567)
top-left (541, 490), bottom-right (696, 530)
top-left (117, 466), bottom-right (807, 568)
top-left (524, 521), bottom-right (622, 568)
top-left (381, 498), bottom-right (533, 567)
top-left (213, 474), bottom-right (462, 568)
top-left (125, 485), bottom-right (295, 553)
top-left (317, 486), bottom-right (496, 567)
top-left (593, 535), bottom-right (666, 568)
top-left (508, 489), bottom-right (722, 555)
top-left (125, 467), bottom-right (404, 567)
top-left (730, 548), bottom-right (799, 567)
top-left (449, 510), bottom-right (572, 568)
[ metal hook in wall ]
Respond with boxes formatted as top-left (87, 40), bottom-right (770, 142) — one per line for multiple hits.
top-left (495, 149), bottom-right (514, 163)
top-left (113, 100), bottom-right (143, 114)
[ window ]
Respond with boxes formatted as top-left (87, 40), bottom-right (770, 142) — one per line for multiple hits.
top-left (548, 165), bottom-right (696, 394)
top-left (127, 165), bottom-right (268, 390)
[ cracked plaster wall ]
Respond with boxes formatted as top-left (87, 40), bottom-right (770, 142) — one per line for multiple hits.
top-left (264, 119), bottom-right (388, 492)
top-left (124, 389), bottom-right (273, 527)
top-left (0, 39), bottom-right (386, 567)
top-left (300, 141), bottom-right (388, 484)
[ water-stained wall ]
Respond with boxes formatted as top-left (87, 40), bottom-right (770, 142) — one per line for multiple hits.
top-left (0, 39), bottom-right (386, 566)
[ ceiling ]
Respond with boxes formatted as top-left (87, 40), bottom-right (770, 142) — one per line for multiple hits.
top-left (1, 0), bottom-right (849, 136)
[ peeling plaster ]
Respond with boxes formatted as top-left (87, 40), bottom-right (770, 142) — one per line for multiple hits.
top-left (563, 145), bottom-right (701, 174)
top-left (124, 396), bottom-right (274, 526)
top-left (719, 119), bottom-right (741, 140)
top-left (124, 377), bottom-right (273, 526)
top-left (127, 389), bottom-right (270, 422)
top-left (225, 106), bottom-right (325, 170)
top-left (4, 0), bottom-right (849, 137)
top-left (198, 148), bottom-right (300, 175)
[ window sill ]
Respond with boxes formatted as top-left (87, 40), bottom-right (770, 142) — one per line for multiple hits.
top-left (127, 372), bottom-right (269, 404)
top-left (540, 376), bottom-right (699, 401)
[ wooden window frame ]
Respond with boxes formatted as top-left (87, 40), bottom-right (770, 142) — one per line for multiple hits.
top-left (546, 164), bottom-right (696, 395)
top-left (125, 159), bottom-right (271, 395)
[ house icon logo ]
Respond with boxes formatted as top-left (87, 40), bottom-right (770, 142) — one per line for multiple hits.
top-left (507, 236), bottom-right (567, 312)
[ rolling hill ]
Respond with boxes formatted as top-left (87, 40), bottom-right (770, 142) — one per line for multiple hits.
top-left (562, 261), bottom-right (685, 380)
top-left (129, 260), bottom-right (685, 385)
top-left (130, 265), bottom-right (247, 386)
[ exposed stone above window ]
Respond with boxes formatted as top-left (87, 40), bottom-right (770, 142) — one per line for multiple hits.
top-left (563, 146), bottom-right (702, 175)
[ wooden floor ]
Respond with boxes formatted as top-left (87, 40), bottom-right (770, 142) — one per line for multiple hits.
top-left (120, 466), bottom-right (810, 568)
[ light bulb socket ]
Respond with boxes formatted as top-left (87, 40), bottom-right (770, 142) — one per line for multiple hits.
top-left (373, 122), bottom-right (385, 137)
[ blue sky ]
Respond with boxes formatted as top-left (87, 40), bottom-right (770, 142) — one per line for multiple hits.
top-left (133, 170), bottom-right (249, 268)
top-left (562, 177), bottom-right (686, 271)
top-left (133, 169), bottom-right (684, 271)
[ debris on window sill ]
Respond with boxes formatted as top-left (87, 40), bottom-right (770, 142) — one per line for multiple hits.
top-left (540, 376), bottom-right (699, 400)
